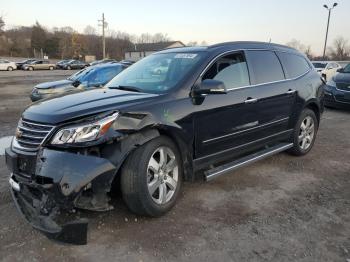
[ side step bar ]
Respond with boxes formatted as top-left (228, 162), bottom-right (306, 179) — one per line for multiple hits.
top-left (204, 143), bottom-right (293, 181)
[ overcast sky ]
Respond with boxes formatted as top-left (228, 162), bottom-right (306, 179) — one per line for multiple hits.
top-left (1, 0), bottom-right (349, 55)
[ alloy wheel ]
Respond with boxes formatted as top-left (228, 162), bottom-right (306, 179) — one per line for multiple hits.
top-left (147, 146), bottom-right (179, 205)
top-left (298, 116), bottom-right (315, 150)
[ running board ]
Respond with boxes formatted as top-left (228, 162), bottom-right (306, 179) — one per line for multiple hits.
top-left (204, 143), bottom-right (293, 181)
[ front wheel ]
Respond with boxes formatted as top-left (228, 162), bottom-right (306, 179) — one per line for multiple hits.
top-left (7, 66), bottom-right (13, 71)
top-left (28, 67), bottom-right (34, 71)
top-left (121, 136), bottom-right (182, 217)
top-left (49, 66), bottom-right (54, 70)
top-left (288, 109), bottom-right (318, 156)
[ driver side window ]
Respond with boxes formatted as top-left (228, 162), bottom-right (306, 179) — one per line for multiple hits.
top-left (203, 53), bottom-right (250, 89)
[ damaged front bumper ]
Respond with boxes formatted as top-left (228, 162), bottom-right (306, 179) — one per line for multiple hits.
top-left (5, 147), bottom-right (117, 245)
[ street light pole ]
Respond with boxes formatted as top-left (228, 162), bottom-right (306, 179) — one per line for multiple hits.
top-left (98, 13), bottom-right (107, 59)
top-left (322, 3), bottom-right (338, 59)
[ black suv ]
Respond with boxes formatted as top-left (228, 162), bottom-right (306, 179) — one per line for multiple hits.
top-left (5, 42), bottom-right (324, 244)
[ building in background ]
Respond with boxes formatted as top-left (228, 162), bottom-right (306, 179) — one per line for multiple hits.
top-left (124, 41), bottom-right (185, 61)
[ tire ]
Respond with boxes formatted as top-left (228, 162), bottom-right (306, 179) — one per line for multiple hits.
top-left (121, 136), bottom-right (183, 217)
top-left (288, 108), bottom-right (318, 156)
top-left (49, 66), bottom-right (54, 70)
top-left (28, 67), bottom-right (34, 71)
top-left (7, 66), bottom-right (13, 71)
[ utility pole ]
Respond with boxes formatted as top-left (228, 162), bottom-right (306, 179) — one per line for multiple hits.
top-left (322, 3), bottom-right (338, 59)
top-left (98, 13), bottom-right (107, 59)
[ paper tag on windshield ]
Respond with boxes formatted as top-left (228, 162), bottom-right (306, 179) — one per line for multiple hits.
top-left (174, 53), bottom-right (197, 59)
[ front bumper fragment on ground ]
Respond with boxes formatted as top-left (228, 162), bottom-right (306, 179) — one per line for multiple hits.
top-left (5, 147), bottom-right (117, 245)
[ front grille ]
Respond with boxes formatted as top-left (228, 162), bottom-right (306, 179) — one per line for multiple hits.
top-left (13, 119), bottom-right (55, 152)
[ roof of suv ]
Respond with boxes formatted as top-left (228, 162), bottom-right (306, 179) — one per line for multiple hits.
top-left (92, 62), bottom-right (128, 69)
top-left (158, 41), bottom-right (299, 55)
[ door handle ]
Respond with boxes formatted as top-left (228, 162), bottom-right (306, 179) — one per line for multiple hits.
top-left (244, 97), bottom-right (258, 104)
top-left (286, 89), bottom-right (296, 94)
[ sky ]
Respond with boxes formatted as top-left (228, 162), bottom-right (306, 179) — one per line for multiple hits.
top-left (1, 0), bottom-right (349, 56)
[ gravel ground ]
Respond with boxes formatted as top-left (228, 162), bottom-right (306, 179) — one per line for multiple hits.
top-left (0, 71), bottom-right (349, 262)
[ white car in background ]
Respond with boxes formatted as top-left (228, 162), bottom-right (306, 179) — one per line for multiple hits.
top-left (0, 59), bottom-right (17, 71)
top-left (312, 61), bottom-right (341, 81)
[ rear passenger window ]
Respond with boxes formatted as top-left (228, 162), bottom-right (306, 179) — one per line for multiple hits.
top-left (203, 53), bottom-right (250, 89)
top-left (277, 52), bottom-right (310, 79)
top-left (245, 51), bottom-right (285, 84)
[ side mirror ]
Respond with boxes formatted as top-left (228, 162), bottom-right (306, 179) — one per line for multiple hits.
top-left (337, 68), bottom-right (344, 73)
top-left (193, 79), bottom-right (227, 95)
top-left (72, 80), bottom-right (81, 87)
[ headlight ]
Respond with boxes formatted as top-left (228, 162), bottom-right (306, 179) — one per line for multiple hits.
top-left (51, 112), bottom-right (119, 145)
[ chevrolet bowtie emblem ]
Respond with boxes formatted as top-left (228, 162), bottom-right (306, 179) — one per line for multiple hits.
top-left (15, 129), bottom-right (23, 139)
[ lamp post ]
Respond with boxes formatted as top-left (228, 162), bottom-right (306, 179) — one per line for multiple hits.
top-left (322, 3), bottom-right (338, 59)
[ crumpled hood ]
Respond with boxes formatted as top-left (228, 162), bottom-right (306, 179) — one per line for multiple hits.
top-left (333, 72), bottom-right (350, 83)
top-left (35, 79), bottom-right (73, 89)
top-left (23, 88), bottom-right (159, 124)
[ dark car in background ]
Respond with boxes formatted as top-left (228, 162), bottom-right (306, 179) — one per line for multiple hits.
top-left (59, 59), bottom-right (89, 70)
top-left (15, 59), bottom-right (38, 70)
top-left (324, 63), bottom-right (350, 109)
top-left (56, 59), bottom-right (72, 68)
top-left (6, 41), bottom-right (324, 244)
top-left (30, 63), bottom-right (128, 101)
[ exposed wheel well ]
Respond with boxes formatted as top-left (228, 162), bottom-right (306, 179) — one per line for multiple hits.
top-left (305, 102), bottom-right (320, 123)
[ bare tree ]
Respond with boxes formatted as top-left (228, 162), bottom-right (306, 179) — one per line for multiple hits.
top-left (286, 39), bottom-right (313, 59)
top-left (152, 33), bottom-right (170, 43)
top-left (84, 25), bottom-right (97, 35)
top-left (304, 45), bottom-right (313, 60)
top-left (328, 36), bottom-right (350, 60)
top-left (0, 16), bottom-right (5, 33)
top-left (187, 41), bottom-right (207, 47)
top-left (187, 41), bottom-right (198, 46)
top-left (136, 33), bottom-right (171, 43)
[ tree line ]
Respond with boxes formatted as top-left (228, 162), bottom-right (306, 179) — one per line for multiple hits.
top-left (286, 37), bottom-right (350, 61)
top-left (0, 17), bottom-right (171, 60)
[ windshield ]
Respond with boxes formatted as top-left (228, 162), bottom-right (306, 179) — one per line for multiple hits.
top-left (312, 62), bottom-right (326, 68)
top-left (68, 67), bottom-right (95, 81)
top-left (67, 65), bottom-right (123, 84)
top-left (106, 52), bottom-right (204, 93)
top-left (343, 63), bottom-right (350, 73)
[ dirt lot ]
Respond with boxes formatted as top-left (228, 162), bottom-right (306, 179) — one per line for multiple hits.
top-left (0, 70), bottom-right (349, 262)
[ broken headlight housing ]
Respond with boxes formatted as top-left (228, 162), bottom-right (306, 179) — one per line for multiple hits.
top-left (51, 112), bottom-right (119, 145)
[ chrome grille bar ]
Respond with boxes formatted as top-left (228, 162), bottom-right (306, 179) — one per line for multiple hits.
top-left (12, 119), bottom-right (55, 152)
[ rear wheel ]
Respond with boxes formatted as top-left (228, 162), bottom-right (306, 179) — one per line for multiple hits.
top-left (7, 66), bottom-right (13, 71)
top-left (67, 66), bottom-right (71, 70)
top-left (28, 67), bottom-right (34, 71)
top-left (288, 109), bottom-right (318, 156)
top-left (49, 66), bottom-right (54, 70)
top-left (121, 136), bottom-right (182, 217)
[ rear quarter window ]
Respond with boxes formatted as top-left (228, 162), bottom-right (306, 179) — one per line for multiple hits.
top-left (245, 50), bottom-right (285, 85)
top-left (277, 52), bottom-right (310, 79)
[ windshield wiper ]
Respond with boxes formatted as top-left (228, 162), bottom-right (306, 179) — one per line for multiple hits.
top-left (110, 85), bottom-right (143, 93)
